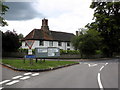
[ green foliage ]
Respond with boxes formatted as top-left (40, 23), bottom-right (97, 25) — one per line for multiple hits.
top-left (71, 36), bottom-right (80, 50)
top-left (18, 33), bottom-right (24, 40)
top-left (72, 29), bottom-right (102, 57)
top-left (87, 2), bottom-right (120, 57)
top-left (19, 48), bottom-right (28, 54)
top-left (0, 1), bottom-right (9, 26)
top-left (2, 30), bottom-right (21, 52)
top-left (60, 49), bottom-right (80, 55)
top-left (19, 48), bottom-right (35, 55)
top-left (96, 50), bottom-right (102, 55)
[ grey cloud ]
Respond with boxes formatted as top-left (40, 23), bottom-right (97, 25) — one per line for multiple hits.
top-left (3, 2), bottom-right (45, 20)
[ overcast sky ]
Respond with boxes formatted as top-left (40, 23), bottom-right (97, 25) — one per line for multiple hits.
top-left (1, 0), bottom-right (94, 36)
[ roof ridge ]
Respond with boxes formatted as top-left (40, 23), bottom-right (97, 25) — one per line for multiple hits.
top-left (50, 30), bottom-right (74, 35)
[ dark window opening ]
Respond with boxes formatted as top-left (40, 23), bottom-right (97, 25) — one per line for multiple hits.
top-left (67, 42), bottom-right (70, 46)
top-left (39, 40), bottom-right (44, 46)
top-left (67, 48), bottom-right (70, 50)
top-left (58, 41), bottom-right (62, 46)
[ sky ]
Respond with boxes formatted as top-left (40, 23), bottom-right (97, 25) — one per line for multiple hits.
top-left (1, 0), bottom-right (94, 36)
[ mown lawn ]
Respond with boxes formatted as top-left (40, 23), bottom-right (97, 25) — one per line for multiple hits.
top-left (2, 59), bottom-right (78, 69)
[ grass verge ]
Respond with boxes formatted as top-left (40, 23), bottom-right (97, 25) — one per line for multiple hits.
top-left (2, 59), bottom-right (78, 70)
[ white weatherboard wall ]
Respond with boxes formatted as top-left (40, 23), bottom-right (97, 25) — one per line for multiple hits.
top-left (21, 40), bottom-right (74, 50)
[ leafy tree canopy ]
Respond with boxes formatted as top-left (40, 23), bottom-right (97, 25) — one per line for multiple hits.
top-left (72, 29), bottom-right (102, 57)
top-left (2, 30), bottom-right (21, 52)
top-left (86, 2), bottom-right (120, 57)
top-left (0, 1), bottom-right (9, 26)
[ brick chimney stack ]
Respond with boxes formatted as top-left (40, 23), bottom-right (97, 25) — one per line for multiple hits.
top-left (41, 18), bottom-right (49, 31)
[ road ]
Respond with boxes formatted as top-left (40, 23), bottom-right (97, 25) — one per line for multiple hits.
top-left (0, 58), bottom-right (119, 89)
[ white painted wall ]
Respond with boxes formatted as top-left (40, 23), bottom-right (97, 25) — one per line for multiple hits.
top-left (21, 40), bottom-right (74, 50)
top-left (53, 41), bottom-right (58, 47)
top-left (32, 41), bottom-right (39, 48)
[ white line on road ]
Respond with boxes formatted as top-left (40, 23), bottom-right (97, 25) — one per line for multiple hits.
top-left (88, 64), bottom-right (98, 67)
top-left (24, 72), bottom-right (32, 75)
top-left (97, 73), bottom-right (104, 90)
top-left (31, 73), bottom-right (39, 76)
top-left (6, 80), bottom-right (19, 86)
top-left (0, 87), bottom-right (4, 90)
top-left (12, 75), bottom-right (23, 79)
top-left (0, 80), bottom-right (10, 85)
top-left (20, 76), bottom-right (30, 80)
top-left (105, 63), bottom-right (108, 66)
top-left (100, 66), bottom-right (104, 71)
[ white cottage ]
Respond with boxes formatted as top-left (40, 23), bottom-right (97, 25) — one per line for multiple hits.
top-left (21, 18), bottom-right (75, 50)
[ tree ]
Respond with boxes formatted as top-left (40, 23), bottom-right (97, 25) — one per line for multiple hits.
top-left (72, 29), bottom-right (102, 58)
top-left (86, 2), bottom-right (120, 57)
top-left (18, 33), bottom-right (24, 40)
top-left (2, 30), bottom-right (21, 52)
top-left (0, 1), bottom-right (9, 26)
top-left (72, 29), bottom-right (87, 50)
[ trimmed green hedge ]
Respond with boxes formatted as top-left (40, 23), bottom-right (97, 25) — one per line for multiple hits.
top-left (19, 49), bottom-right (35, 54)
top-left (60, 50), bottom-right (80, 55)
top-left (19, 49), bottom-right (80, 55)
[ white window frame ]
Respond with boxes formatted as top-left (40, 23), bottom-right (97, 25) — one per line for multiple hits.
top-left (49, 41), bottom-right (53, 46)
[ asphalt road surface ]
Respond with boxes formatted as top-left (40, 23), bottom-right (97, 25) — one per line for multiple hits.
top-left (0, 58), bottom-right (119, 89)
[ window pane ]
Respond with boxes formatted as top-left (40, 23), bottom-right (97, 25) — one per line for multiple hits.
top-left (67, 42), bottom-right (70, 46)
top-left (39, 40), bottom-right (44, 46)
top-left (49, 41), bottom-right (53, 46)
top-left (67, 48), bottom-right (70, 50)
top-left (58, 41), bottom-right (62, 46)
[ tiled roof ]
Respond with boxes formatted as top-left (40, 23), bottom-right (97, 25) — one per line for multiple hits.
top-left (22, 29), bottom-right (75, 42)
top-left (51, 31), bottom-right (75, 41)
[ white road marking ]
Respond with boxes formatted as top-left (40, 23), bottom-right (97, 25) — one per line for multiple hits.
top-left (31, 73), bottom-right (39, 76)
top-left (20, 76), bottom-right (30, 80)
top-left (105, 63), bottom-right (108, 66)
top-left (88, 64), bottom-right (98, 67)
top-left (0, 80), bottom-right (10, 85)
top-left (24, 72), bottom-right (32, 75)
top-left (100, 66), bottom-right (104, 71)
top-left (6, 80), bottom-right (19, 86)
top-left (97, 73), bottom-right (104, 90)
top-left (84, 63), bottom-right (88, 64)
top-left (0, 87), bottom-right (4, 90)
top-left (12, 75), bottom-right (23, 79)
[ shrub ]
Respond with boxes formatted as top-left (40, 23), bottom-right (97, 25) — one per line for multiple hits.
top-left (19, 48), bottom-right (35, 55)
top-left (60, 49), bottom-right (80, 55)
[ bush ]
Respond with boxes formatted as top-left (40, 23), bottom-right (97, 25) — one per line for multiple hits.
top-left (19, 48), bottom-right (35, 55)
top-left (19, 48), bottom-right (28, 54)
top-left (96, 50), bottom-right (102, 55)
top-left (60, 49), bottom-right (80, 55)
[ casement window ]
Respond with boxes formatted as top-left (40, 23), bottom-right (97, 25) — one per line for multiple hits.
top-left (25, 43), bottom-right (27, 46)
top-left (67, 42), bottom-right (70, 46)
top-left (39, 40), bottom-right (44, 46)
top-left (58, 41), bottom-right (62, 46)
top-left (67, 48), bottom-right (70, 50)
top-left (49, 41), bottom-right (53, 46)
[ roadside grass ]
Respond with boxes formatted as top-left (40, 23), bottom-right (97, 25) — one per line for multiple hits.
top-left (2, 59), bottom-right (78, 70)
